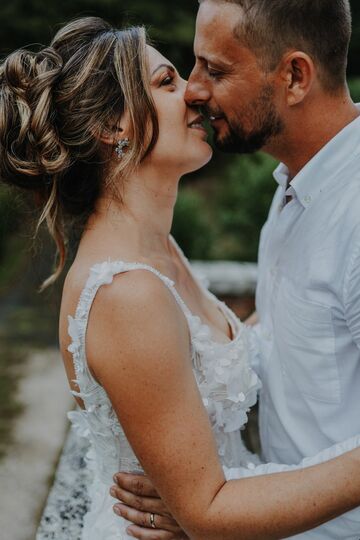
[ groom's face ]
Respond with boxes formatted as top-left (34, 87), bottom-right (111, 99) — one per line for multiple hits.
top-left (186, 0), bottom-right (283, 154)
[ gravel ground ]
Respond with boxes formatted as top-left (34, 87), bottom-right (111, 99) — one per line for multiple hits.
top-left (0, 349), bottom-right (72, 540)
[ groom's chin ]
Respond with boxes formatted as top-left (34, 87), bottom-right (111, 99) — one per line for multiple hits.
top-left (212, 130), bottom-right (236, 154)
top-left (214, 135), bottom-right (257, 155)
top-left (214, 130), bottom-right (267, 155)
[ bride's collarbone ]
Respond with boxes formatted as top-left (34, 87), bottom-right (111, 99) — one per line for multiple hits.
top-left (154, 258), bottom-right (233, 344)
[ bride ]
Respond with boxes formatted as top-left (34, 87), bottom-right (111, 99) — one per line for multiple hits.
top-left (1, 16), bottom-right (360, 540)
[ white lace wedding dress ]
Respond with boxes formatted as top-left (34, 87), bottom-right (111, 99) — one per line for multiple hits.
top-left (67, 238), bottom-right (262, 540)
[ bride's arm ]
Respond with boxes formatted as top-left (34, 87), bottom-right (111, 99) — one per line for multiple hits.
top-left (112, 434), bottom-right (360, 539)
top-left (87, 270), bottom-right (360, 540)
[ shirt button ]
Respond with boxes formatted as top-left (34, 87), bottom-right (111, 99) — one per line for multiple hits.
top-left (304, 195), bottom-right (312, 204)
top-left (247, 462), bottom-right (256, 470)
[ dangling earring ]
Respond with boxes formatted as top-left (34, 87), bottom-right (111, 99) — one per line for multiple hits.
top-left (115, 138), bottom-right (130, 159)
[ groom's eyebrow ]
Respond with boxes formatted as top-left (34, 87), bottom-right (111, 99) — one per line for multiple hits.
top-left (197, 54), bottom-right (232, 69)
top-left (151, 64), bottom-right (176, 77)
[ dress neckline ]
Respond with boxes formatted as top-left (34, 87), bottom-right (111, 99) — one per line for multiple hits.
top-left (82, 236), bottom-right (242, 347)
top-left (168, 235), bottom-right (241, 345)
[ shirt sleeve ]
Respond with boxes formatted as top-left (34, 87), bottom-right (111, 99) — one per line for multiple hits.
top-left (344, 232), bottom-right (360, 349)
top-left (224, 434), bottom-right (360, 538)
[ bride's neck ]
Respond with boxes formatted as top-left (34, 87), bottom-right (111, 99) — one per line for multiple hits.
top-left (87, 165), bottom-right (180, 256)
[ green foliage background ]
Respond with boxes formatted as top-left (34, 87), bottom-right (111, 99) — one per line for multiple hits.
top-left (0, 0), bottom-right (360, 264)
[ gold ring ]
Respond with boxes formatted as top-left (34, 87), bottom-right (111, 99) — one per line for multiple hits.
top-left (150, 513), bottom-right (156, 529)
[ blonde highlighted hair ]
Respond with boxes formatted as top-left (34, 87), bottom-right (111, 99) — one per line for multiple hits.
top-left (0, 17), bottom-right (159, 288)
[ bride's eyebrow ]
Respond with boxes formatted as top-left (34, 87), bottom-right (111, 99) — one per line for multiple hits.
top-left (151, 64), bottom-right (175, 77)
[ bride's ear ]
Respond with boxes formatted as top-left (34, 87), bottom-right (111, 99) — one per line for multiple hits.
top-left (97, 111), bottom-right (131, 148)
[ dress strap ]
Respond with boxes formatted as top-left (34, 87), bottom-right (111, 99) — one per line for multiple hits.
top-left (67, 260), bottom-right (193, 382)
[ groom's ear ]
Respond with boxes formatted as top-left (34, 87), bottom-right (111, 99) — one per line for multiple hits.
top-left (279, 51), bottom-right (316, 106)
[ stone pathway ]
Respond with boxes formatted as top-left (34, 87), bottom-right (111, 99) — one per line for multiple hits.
top-left (0, 349), bottom-right (73, 540)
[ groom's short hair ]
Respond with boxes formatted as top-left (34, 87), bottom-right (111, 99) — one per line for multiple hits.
top-left (200, 0), bottom-right (352, 93)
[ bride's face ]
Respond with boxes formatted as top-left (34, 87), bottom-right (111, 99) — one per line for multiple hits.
top-left (145, 46), bottom-right (213, 173)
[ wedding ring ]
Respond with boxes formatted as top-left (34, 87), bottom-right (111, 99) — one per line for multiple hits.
top-left (150, 512), bottom-right (156, 529)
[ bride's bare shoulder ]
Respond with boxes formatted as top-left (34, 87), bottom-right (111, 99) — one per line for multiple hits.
top-left (84, 267), bottom-right (190, 381)
top-left (88, 267), bottom-right (181, 327)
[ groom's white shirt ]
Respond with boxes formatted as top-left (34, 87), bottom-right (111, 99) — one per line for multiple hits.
top-left (257, 112), bottom-right (360, 457)
top-left (226, 108), bottom-right (360, 538)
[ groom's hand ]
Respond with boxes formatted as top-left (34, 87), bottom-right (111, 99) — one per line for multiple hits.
top-left (110, 473), bottom-right (188, 539)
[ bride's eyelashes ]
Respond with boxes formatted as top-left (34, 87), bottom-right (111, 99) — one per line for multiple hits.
top-left (160, 74), bottom-right (176, 87)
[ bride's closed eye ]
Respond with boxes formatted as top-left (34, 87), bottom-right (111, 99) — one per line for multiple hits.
top-left (160, 74), bottom-right (175, 87)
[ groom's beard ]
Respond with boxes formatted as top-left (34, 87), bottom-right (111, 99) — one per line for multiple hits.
top-left (213, 84), bottom-right (284, 154)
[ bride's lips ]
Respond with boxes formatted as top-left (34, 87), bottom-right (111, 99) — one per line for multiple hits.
top-left (188, 114), bottom-right (207, 133)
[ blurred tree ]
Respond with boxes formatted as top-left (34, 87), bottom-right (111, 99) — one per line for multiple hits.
top-left (349, 77), bottom-right (360, 102)
top-left (172, 188), bottom-right (215, 259)
top-left (0, 0), bottom-right (197, 77)
top-left (0, 0), bottom-right (359, 266)
top-left (0, 0), bottom-right (359, 76)
top-left (213, 153), bottom-right (277, 262)
top-left (0, 187), bottom-right (21, 261)
top-left (349, 1), bottom-right (360, 77)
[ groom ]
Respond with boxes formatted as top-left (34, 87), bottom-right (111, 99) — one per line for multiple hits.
top-left (111, 0), bottom-right (360, 537)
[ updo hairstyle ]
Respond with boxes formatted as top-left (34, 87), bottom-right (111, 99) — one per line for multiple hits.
top-left (0, 17), bottom-right (159, 288)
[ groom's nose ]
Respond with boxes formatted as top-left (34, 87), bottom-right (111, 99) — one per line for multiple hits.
top-left (185, 71), bottom-right (211, 106)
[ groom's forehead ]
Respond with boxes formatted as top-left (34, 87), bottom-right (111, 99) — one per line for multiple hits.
top-left (196, 0), bottom-right (243, 34)
top-left (194, 0), bottom-right (248, 65)
top-left (195, 1), bottom-right (244, 57)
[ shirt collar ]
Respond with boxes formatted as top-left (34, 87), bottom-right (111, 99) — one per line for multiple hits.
top-left (273, 103), bottom-right (360, 208)
top-left (273, 162), bottom-right (289, 189)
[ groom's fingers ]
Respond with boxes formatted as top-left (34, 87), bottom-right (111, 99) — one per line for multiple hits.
top-left (110, 484), bottom-right (171, 517)
top-left (113, 503), bottom-right (182, 534)
top-left (114, 473), bottom-right (159, 497)
top-left (126, 524), bottom-right (185, 540)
